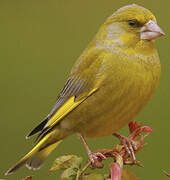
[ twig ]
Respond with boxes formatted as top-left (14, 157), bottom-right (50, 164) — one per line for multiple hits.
top-left (76, 162), bottom-right (91, 180)
top-left (163, 170), bottom-right (170, 178)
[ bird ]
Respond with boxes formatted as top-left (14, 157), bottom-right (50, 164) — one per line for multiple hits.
top-left (5, 4), bottom-right (165, 175)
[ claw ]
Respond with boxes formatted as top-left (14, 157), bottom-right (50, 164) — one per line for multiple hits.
top-left (113, 133), bottom-right (137, 162)
top-left (131, 140), bottom-right (138, 151)
top-left (89, 153), bottom-right (104, 168)
top-left (79, 134), bottom-right (106, 168)
top-left (88, 152), bottom-right (106, 168)
top-left (94, 152), bottom-right (107, 160)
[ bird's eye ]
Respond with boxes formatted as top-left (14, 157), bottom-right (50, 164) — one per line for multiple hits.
top-left (128, 20), bottom-right (139, 27)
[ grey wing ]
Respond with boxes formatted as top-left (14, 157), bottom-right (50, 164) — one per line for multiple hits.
top-left (26, 76), bottom-right (85, 139)
top-left (26, 47), bottom-right (103, 139)
top-left (46, 77), bottom-right (85, 119)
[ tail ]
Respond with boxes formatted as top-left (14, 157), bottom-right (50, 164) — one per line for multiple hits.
top-left (5, 132), bottom-right (62, 176)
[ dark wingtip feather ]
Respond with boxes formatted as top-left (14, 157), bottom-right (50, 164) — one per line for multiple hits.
top-left (25, 135), bottom-right (30, 139)
top-left (26, 119), bottom-right (48, 139)
top-left (5, 169), bottom-right (12, 176)
top-left (5, 163), bottom-right (22, 176)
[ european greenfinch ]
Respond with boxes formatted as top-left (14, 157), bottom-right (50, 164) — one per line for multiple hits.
top-left (5, 4), bottom-right (164, 175)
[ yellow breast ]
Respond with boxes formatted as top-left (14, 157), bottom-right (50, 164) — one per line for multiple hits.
top-left (60, 50), bottom-right (161, 138)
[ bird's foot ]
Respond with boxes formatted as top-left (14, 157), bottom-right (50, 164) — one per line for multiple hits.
top-left (112, 121), bottom-right (153, 165)
top-left (88, 151), bottom-right (106, 168)
top-left (79, 134), bottom-right (106, 168)
top-left (113, 133), bottom-right (137, 163)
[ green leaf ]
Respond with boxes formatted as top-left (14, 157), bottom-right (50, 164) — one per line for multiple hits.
top-left (49, 155), bottom-right (83, 173)
top-left (122, 169), bottom-right (138, 180)
top-left (82, 173), bottom-right (104, 180)
top-left (60, 167), bottom-right (79, 180)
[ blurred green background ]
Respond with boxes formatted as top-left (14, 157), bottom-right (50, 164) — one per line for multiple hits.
top-left (0, 0), bottom-right (169, 179)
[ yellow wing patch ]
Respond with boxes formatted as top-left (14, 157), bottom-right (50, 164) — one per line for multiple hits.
top-left (45, 88), bottom-right (98, 129)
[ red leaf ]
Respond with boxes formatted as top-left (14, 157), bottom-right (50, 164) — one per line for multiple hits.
top-left (129, 121), bottom-right (153, 135)
top-left (22, 176), bottom-right (32, 180)
top-left (128, 121), bottom-right (140, 133)
top-left (139, 126), bottom-right (153, 133)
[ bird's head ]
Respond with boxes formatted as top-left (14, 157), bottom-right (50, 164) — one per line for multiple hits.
top-left (98, 4), bottom-right (165, 51)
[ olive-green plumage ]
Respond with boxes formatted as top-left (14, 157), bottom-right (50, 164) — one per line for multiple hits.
top-left (5, 4), bottom-right (164, 175)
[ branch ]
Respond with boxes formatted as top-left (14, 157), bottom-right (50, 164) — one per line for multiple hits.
top-left (48, 121), bottom-right (153, 180)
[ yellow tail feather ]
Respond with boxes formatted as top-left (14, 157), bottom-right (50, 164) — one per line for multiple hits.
top-left (26, 140), bottom-right (62, 170)
top-left (5, 132), bottom-right (62, 175)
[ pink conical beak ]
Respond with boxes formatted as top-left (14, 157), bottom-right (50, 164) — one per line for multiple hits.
top-left (140, 20), bottom-right (165, 40)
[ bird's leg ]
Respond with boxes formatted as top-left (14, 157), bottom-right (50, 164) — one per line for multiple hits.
top-left (113, 133), bottom-right (137, 163)
top-left (79, 134), bottom-right (106, 168)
